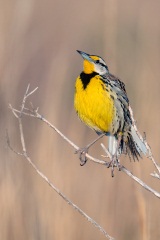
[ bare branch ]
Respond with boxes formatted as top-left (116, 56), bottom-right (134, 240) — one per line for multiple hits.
top-left (7, 86), bottom-right (114, 240)
top-left (7, 85), bottom-right (160, 239)
top-left (9, 90), bottom-right (160, 199)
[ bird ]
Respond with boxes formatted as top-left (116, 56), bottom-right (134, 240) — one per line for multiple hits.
top-left (74, 50), bottom-right (147, 175)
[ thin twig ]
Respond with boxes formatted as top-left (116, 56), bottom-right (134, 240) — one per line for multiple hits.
top-left (122, 167), bottom-right (160, 198)
top-left (6, 130), bottom-right (24, 156)
top-left (150, 172), bottom-right (160, 180)
top-left (8, 136), bottom-right (114, 239)
top-left (20, 84), bottom-right (30, 116)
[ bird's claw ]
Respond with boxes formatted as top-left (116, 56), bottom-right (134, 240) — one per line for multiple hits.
top-left (107, 155), bottom-right (122, 177)
top-left (75, 147), bottom-right (88, 166)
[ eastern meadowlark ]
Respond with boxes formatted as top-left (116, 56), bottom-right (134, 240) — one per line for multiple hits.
top-left (74, 50), bottom-right (147, 173)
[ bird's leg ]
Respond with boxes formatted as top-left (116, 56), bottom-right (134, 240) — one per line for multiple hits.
top-left (108, 155), bottom-right (121, 177)
top-left (75, 133), bottom-right (106, 166)
top-left (107, 154), bottom-right (119, 177)
top-left (107, 135), bottom-right (122, 177)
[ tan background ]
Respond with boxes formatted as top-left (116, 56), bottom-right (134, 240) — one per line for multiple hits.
top-left (0, 0), bottom-right (160, 239)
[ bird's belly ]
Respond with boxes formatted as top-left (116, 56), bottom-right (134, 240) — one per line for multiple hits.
top-left (74, 81), bottom-right (115, 133)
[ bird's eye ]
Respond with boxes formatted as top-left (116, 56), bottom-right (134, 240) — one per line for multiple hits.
top-left (95, 60), bottom-right (100, 64)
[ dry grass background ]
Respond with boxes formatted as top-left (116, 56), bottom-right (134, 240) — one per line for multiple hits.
top-left (0, 0), bottom-right (160, 239)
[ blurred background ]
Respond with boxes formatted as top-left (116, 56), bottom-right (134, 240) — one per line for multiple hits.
top-left (0, 0), bottom-right (160, 239)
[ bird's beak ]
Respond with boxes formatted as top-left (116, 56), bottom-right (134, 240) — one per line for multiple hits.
top-left (76, 50), bottom-right (94, 62)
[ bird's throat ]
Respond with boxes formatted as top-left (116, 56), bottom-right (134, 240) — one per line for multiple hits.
top-left (80, 72), bottom-right (97, 90)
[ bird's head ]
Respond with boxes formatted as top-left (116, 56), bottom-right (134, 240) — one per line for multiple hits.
top-left (77, 50), bottom-right (109, 75)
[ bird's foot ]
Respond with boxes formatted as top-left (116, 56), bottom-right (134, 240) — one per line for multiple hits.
top-left (75, 147), bottom-right (88, 166)
top-left (107, 155), bottom-right (122, 177)
top-left (75, 134), bottom-right (105, 166)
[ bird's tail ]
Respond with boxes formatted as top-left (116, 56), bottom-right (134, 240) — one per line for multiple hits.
top-left (120, 126), bottom-right (148, 160)
top-left (127, 126), bottom-right (148, 159)
top-left (108, 126), bottom-right (148, 159)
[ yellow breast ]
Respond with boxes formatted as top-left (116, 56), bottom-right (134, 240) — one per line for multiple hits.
top-left (74, 75), bottom-right (115, 133)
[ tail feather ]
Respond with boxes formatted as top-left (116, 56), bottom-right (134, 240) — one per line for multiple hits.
top-left (122, 126), bottom-right (147, 160)
top-left (130, 126), bottom-right (147, 155)
top-left (108, 126), bottom-right (148, 160)
top-left (126, 133), bottom-right (141, 160)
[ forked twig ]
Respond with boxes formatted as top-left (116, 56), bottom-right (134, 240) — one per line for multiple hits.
top-left (7, 85), bottom-right (160, 239)
top-left (8, 86), bottom-right (160, 199)
top-left (7, 85), bottom-right (114, 240)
